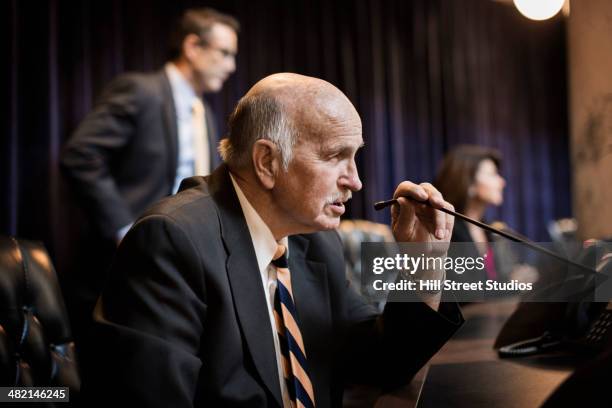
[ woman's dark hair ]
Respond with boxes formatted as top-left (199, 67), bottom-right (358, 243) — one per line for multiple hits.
top-left (433, 145), bottom-right (502, 212)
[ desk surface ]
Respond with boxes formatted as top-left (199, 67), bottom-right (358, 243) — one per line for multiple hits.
top-left (373, 301), bottom-right (575, 408)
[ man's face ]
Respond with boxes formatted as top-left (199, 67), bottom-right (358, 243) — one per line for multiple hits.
top-left (193, 23), bottom-right (238, 92)
top-left (272, 107), bottom-right (364, 234)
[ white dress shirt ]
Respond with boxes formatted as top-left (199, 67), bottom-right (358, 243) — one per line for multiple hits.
top-left (229, 174), bottom-right (292, 408)
top-left (165, 62), bottom-right (210, 194)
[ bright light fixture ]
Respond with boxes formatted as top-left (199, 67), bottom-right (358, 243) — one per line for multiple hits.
top-left (513, 0), bottom-right (565, 21)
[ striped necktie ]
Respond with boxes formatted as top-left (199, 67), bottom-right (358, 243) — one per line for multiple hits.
top-left (272, 244), bottom-right (316, 408)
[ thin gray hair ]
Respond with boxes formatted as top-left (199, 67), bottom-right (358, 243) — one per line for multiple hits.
top-left (219, 92), bottom-right (297, 170)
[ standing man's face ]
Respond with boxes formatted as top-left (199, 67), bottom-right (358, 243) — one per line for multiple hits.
top-left (193, 23), bottom-right (238, 92)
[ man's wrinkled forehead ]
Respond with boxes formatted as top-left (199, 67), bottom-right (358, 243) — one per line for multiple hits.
top-left (247, 73), bottom-right (361, 134)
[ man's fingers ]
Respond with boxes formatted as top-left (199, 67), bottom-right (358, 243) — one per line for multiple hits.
top-left (418, 183), bottom-right (448, 239)
top-left (419, 182), bottom-right (446, 208)
top-left (393, 181), bottom-right (448, 210)
top-left (393, 180), bottom-right (456, 241)
top-left (443, 202), bottom-right (455, 239)
top-left (393, 181), bottom-right (428, 201)
top-left (428, 205), bottom-right (447, 239)
top-left (393, 197), bottom-right (416, 228)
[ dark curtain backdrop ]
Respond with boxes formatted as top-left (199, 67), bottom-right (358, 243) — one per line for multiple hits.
top-left (3, 0), bottom-right (571, 273)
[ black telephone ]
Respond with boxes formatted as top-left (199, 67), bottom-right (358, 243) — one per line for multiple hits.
top-left (497, 247), bottom-right (612, 358)
top-left (565, 301), bottom-right (612, 352)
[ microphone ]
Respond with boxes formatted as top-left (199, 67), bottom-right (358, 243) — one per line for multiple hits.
top-left (374, 196), bottom-right (596, 275)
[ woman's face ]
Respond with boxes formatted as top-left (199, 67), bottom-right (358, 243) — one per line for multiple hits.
top-left (470, 159), bottom-right (505, 206)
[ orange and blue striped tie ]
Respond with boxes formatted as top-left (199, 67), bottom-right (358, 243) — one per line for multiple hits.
top-left (272, 244), bottom-right (316, 408)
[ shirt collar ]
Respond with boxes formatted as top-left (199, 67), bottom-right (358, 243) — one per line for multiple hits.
top-left (165, 62), bottom-right (198, 115)
top-left (229, 173), bottom-right (289, 272)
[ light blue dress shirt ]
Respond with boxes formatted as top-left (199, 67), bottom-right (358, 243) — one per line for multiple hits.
top-left (165, 62), bottom-right (203, 194)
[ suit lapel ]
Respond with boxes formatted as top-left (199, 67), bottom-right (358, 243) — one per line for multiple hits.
top-left (207, 168), bottom-right (333, 406)
top-left (287, 235), bottom-right (331, 398)
top-left (287, 235), bottom-right (331, 337)
top-left (210, 167), bottom-right (282, 407)
top-left (159, 70), bottom-right (178, 190)
top-left (203, 99), bottom-right (220, 168)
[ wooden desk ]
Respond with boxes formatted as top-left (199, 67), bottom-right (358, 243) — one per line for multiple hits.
top-left (371, 301), bottom-right (575, 408)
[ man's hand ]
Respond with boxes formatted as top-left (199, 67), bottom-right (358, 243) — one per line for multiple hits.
top-left (390, 181), bottom-right (455, 254)
top-left (390, 182), bottom-right (455, 310)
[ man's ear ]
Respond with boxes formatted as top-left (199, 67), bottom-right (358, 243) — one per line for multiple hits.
top-left (252, 139), bottom-right (280, 189)
top-left (182, 34), bottom-right (202, 62)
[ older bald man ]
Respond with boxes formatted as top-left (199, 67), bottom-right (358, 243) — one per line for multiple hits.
top-left (83, 73), bottom-right (463, 407)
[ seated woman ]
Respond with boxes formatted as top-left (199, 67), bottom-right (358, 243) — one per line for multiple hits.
top-left (434, 145), bottom-right (536, 287)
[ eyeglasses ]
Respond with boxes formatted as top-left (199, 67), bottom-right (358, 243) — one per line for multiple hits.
top-left (198, 40), bottom-right (236, 59)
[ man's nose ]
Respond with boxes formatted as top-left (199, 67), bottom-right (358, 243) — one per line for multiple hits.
top-left (341, 161), bottom-right (362, 192)
top-left (227, 56), bottom-right (236, 73)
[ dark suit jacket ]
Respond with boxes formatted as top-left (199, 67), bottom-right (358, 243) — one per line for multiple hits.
top-left (449, 220), bottom-right (489, 283)
top-left (450, 220), bottom-right (518, 284)
top-left (60, 68), bottom-right (220, 239)
top-left (82, 165), bottom-right (463, 407)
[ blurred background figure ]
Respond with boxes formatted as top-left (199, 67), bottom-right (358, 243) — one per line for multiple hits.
top-left (59, 7), bottom-right (239, 344)
top-left (434, 145), bottom-right (538, 285)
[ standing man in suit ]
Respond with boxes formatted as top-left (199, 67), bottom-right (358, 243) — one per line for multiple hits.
top-left (60, 8), bottom-right (239, 341)
top-left (84, 73), bottom-right (463, 407)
